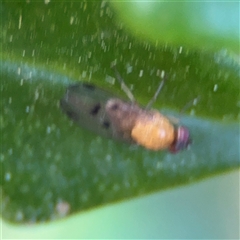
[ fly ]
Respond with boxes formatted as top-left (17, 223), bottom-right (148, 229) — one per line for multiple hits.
top-left (60, 68), bottom-right (191, 153)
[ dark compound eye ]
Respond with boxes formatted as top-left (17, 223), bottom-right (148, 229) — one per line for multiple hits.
top-left (90, 103), bottom-right (101, 116)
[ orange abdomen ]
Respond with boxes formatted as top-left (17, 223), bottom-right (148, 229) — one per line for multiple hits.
top-left (131, 112), bottom-right (175, 151)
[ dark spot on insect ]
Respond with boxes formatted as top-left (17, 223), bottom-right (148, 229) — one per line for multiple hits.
top-left (102, 120), bottom-right (110, 129)
top-left (110, 103), bottom-right (119, 111)
top-left (82, 83), bottom-right (95, 91)
top-left (90, 103), bottom-right (101, 116)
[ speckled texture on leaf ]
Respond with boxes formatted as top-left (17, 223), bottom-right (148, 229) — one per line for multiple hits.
top-left (1, 1), bottom-right (239, 223)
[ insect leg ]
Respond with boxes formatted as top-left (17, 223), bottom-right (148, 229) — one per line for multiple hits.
top-left (112, 66), bottom-right (136, 103)
top-left (145, 78), bottom-right (165, 110)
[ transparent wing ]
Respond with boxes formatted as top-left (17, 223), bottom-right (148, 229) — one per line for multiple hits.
top-left (60, 83), bottom-right (123, 139)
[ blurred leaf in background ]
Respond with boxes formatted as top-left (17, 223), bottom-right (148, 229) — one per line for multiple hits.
top-left (111, 1), bottom-right (239, 51)
top-left (1, 0), bottom-right (239, 229)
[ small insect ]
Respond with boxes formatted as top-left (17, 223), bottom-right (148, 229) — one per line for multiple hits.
top-left (60, 69), bottom-right (191, 153)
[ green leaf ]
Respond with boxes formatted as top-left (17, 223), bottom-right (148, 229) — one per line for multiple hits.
top-left (1, 1), bottom-right (239, 224)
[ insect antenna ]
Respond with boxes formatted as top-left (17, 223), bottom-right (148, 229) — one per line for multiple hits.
top-left (145, 76), bottom-right (166, 110)
top-left (112, 66), bottom-right (136, 103)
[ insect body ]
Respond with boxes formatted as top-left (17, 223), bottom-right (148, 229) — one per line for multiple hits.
top-left (60, 75), bottom-right (191, 153)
